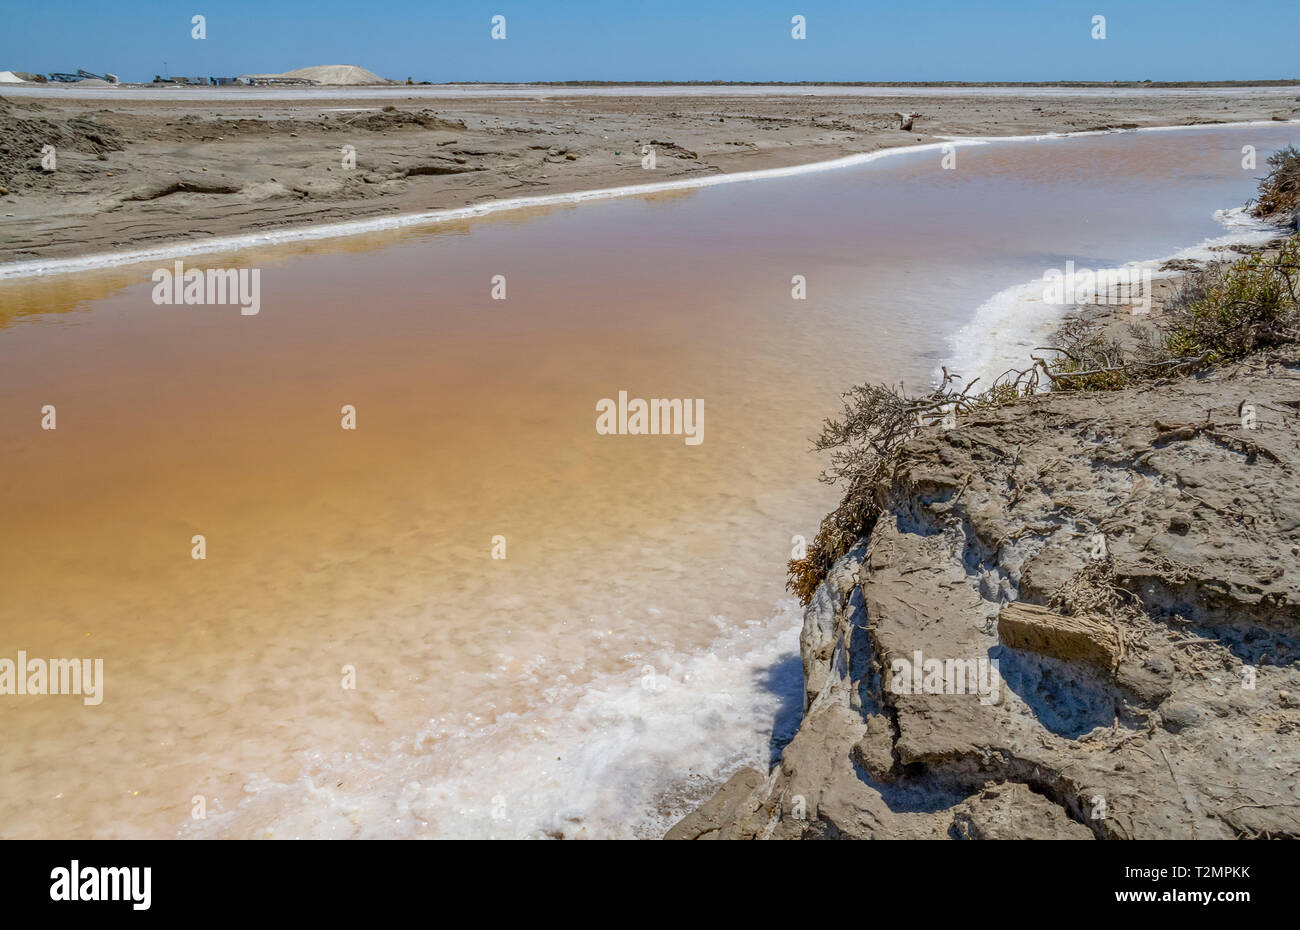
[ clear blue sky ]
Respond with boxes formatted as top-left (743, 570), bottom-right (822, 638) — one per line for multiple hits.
top-left (4, 0), bottom-right (1298, 84)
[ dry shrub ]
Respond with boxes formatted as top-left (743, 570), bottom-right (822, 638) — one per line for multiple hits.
top-left (1162, 239), bottom-right (1300, 363)
top-left (789, 238), bottom-right (1300, 604)
top-left (786, 369), bottom-right (1037, 604)
top-left (1253, 144), bottom-right (1300, 219)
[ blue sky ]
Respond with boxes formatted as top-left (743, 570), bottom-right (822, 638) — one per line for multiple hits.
top-left (3, 0), bottom-right (1298, 84)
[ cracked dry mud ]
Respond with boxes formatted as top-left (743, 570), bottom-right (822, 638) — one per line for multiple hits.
top-left (670, 343), bottom-right (1300, 840)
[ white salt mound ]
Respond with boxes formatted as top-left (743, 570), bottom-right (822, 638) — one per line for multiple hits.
top-left (0, 71), bottom-right (25, 84)
top-left (281, 64), bottom-right (389, 85)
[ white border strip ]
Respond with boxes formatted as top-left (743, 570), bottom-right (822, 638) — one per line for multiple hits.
top-left (2, 119), bottom-right (1296, 281)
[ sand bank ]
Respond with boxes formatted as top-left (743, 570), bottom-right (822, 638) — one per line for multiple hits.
top-left (2, 86), bottom-right (1297, 267)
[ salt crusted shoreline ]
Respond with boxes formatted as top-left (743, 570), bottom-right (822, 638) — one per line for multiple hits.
top-left (670, 236), bottom-right (1300, 840)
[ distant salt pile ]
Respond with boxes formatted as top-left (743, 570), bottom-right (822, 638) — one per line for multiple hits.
top-left (240, 64), bottom-right (391, 86)
top-left (282, 64), bottom-right (389, 84)
top-left (0, 71), bottom-right (25, 84)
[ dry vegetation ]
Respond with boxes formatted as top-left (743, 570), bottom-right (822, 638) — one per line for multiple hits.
top-left (788, 221), bottom-right (1300, 605)
top-left (1252, 144), bottom-right (1300, 219)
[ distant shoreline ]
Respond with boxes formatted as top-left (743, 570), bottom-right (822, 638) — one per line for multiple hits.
top-left (6, 81), bottom-right (1300, 100)
top-left (7, 79), bottom-right (1300, 90)
top-left (486, 79), bottom-right (1300, 88)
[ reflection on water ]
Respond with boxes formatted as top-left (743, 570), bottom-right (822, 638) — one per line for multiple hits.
top-left (0, 125), bottom-right (1295, 838)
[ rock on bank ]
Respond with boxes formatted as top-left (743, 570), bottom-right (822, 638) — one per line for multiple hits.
top-left (669, 345), bottom-right (1300, 839)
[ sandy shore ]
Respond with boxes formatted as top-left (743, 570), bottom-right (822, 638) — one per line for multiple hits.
top-left (2, 85), bottom-right (1298, 265)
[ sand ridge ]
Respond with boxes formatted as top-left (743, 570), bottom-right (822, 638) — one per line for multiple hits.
top-left (2, 85), bottom-right (1298, 264)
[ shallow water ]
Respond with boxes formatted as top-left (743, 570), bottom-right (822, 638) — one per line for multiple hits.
top-left (0, 124), bottom-right (1295, 838)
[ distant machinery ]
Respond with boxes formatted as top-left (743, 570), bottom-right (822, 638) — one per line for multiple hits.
top-left (47, 69), bottom-right (119, 83)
